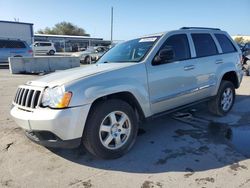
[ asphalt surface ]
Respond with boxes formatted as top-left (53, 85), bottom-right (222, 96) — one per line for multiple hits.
top-left (0, 68), bottom-right (250, 188)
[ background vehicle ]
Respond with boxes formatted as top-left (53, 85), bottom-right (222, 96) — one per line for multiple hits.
top-left (32, 41), bottom-right (56, 55)
top-left (11, 27), bottom-right (243, 159)
top-left (0, 39), bottom-right (33, 64)
top-left (239, 42), bottom-right (250, 76)
top-left (242, 42), bottom-right (250, 56)
top-left (71, 46), bottom-right (108, 64)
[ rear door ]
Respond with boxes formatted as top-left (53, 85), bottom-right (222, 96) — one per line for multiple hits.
top-left (147, 34), bottom-right (198, 114)
top-left (188, 33), bottom-right (220, 98)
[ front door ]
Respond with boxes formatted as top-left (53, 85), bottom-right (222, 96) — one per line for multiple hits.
top-left (147, 34), bottom-right (197, 114)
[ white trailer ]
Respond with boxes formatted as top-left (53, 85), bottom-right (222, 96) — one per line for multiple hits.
top-left (0, 20), bottom-right (33, 45)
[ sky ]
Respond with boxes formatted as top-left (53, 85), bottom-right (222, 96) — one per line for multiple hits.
top-left (0, 0), bottom-right (249, 40)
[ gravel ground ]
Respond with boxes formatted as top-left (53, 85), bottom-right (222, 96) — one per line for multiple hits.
top-left (0, 68), bottom-right (250, 188)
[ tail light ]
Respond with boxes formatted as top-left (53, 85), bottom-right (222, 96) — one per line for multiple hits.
top-left (28, 49), bottom-right (33, 55)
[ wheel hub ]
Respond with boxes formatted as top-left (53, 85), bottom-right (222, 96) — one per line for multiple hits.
top-left (111, 124), bottom-right (120, 136)
top-left (221, 88), bottom-right (233, 111)
top-left (99, 111), bottom-right (131, 150)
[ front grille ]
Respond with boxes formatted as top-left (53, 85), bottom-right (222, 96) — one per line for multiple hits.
top-left (13, 86), bottom-right (42, 109)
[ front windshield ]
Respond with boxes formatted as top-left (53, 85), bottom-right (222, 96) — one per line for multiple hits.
top-left (98, 36), bottom-right (160, 63)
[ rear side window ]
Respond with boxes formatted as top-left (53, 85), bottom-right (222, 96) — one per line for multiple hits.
top-left (0, 40), bottom-right (26, 48)
top-left (40, 43), bottom-right (51, 46)
top-left (160, 34), bottom-right (191, 62)
top-left (192, 33), bottom-right (218, 57)
top-left (215, 34), bottom-right (236, 53)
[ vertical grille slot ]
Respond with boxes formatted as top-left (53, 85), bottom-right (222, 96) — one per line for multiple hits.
top-left (31, 90), bottom-right (41, 108)
top-left (18, 89), bottom-right (25, 105)
top-left (14, 88), bottom-right (21, 103)
top-left (25, 90), bottom-right (33, 107)
top-left (21, 89), bottom-right (29, 106)
top-left (13, 87), bottom-right (42, 109)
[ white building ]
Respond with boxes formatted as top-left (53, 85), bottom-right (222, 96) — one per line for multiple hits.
top-left (0, 20), bottom-right (34, 45)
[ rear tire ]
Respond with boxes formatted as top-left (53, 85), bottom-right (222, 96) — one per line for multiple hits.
top-left (49, 50), bottom-right (55, 55)
top-left (82, 99), bottom-right (138, 159)
top-left (208, 80), bottom-right (235, 116)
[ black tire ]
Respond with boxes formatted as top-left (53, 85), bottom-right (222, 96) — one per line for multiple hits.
top-left (244, 69), bottom-right (250, 76)
top-left (85, 56), bottom-right (91, 64)
top-left (49, 50), bottom-right (55, 55)
top-left (208, 80), bottom-right (235, 116)
top-left (82, 99), bottom-right (138, 159)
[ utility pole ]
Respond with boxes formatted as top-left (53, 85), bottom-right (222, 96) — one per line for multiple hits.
top-left (111, 6), bottom-right (113, 44)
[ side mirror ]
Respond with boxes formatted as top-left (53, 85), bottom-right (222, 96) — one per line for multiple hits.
top-left (153, 47), bottom-right (174, 65)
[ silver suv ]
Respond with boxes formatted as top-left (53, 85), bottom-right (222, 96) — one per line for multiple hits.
top-left (10, 27), bottom-right (243, 159)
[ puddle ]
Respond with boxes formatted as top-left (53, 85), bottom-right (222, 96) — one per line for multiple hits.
top-left (226, 125), bottom-right (250, 158)
top-left (173, 110), bottom-right (250, 158)
top-left (208, 122), bottom-right (250, 158)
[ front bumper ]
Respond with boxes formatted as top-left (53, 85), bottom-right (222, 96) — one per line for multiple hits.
top-left (25, 130), bottom-right (81, 148)
top-left (10, 104), bottom-right (91, 148)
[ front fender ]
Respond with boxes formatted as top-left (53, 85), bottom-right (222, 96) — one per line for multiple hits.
top-left (65, 63), bottom-right (152, 117)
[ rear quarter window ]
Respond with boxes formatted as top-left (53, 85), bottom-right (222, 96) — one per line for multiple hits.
top-left (215, 34), bottom-right (236, 53)
top-left (191, 33), bottom-right (218, 58)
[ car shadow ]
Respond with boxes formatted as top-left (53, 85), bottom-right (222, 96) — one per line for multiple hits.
top-left (48, 95), bottom-right (249, 174)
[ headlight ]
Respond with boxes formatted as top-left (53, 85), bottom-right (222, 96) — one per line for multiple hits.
top-left (41, 86), bottom-right (72, 108)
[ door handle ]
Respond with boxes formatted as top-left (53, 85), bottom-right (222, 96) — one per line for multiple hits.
top-left (184, 65), bottom-right (195, 71)
top-left (215, 59), bottom-right (223, 64)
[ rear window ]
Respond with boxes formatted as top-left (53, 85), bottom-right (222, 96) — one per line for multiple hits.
top-left (215, 34), bottom-right (236, 53)
top-left (0, 40), bottom-right (26, 49)
top-left (192, 33), bottom-right (218, 58)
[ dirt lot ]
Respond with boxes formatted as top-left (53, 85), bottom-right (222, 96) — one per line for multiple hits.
top-left (0, 68), bottom-right (250, 188)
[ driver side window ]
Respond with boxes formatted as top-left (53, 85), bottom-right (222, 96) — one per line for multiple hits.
top-left (158, 34), bottom-right (191, 64)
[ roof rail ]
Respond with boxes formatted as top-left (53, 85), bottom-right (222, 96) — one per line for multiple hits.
top-left (180, 27), bottom-right (221, 31)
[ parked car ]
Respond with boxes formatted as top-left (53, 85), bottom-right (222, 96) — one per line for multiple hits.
top-left (239, 42), bottom-right (250, 76)
top-left (10, 27), bottom-right (243, 159)
top-left (32, 41), bottom-right (56, 55)
top-left (0, 39), bottom-right (33, 64)
top-left (242, 42), bottom-right (250, 56)
top-left (71, 46), bottom-right (107, 64)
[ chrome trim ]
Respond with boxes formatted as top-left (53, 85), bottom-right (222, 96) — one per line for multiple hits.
top-left (13, 85), bottom-right (44, 110)
top-left (151, 83), bottom-right (216, 104)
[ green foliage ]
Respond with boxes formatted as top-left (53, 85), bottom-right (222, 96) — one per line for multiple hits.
top-left (234, 37), bottom-right (245, 44)
top-left (37, 22), bottom-right (90, 36)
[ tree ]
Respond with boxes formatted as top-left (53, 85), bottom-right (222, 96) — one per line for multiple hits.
top-left (37, 22), bottom-right (90, 36)
top-left (234, 37), bottom-right (245, 44)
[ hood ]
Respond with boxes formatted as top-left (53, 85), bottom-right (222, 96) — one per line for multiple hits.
top-left (71, 51), bottom-right (92, 57)
top-left (26, 63), bottom-right (135, 87)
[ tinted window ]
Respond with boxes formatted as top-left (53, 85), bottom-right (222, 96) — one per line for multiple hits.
top-left (40, 43), bottom-right (51, 46)
top-left (0, 40), bottom-right (26, 48)
top-left (192, 34), bottom-right (218, 57)
top-left (215, 34), bottom-right (236, 53)
top-left (159, 34), bottom-right (191, 62)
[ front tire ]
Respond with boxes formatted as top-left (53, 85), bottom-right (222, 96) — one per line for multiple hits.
top-left (84, 56), bottom-right (91, 64)
top-left (208, 80), bottom-right (235, 116)
top-left (82, 99), bottom-right (138, 159)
